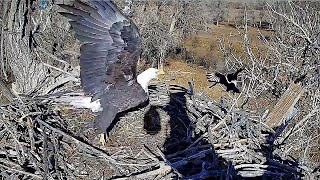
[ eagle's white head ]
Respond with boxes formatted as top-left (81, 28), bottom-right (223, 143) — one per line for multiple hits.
top-left (137, 68), bottom-right (165, 93)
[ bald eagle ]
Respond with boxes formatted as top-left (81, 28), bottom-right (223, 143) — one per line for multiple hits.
top-left (59, 1), bottom-right (165, 137)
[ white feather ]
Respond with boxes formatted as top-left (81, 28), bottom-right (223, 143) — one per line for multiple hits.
top-left (137, 68), bottom-right (159, 93)
top-left (69, 96), bottom-right (102, 112)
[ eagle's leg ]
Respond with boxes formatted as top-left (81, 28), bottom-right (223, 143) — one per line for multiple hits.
top-left (95, 105), bottom-right (118, 146)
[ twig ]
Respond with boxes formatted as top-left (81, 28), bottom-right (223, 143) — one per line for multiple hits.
top-left (111, 162), bottom-right (171, 180)
top-left (234, 164), bottom-right (268, 170)
top-left (168, 70), bottom-right (193, 74)
top-left (61, 50), bottom-right (80, 56)
top-left (26, 117), bottom-right (36, 151)
top-left (166, 144), bottom-right (212, 159)
top-left (2, 120), bottom-right (26, 156)
top-left (185, 132), bottom-right (207, 150)
top-left (18, 112), bottom-right (42, 122)
top-left (36, 118), bottom-right (114, 161)
top-left (156, 146), bottom-right (183, 178)
top-left (36, 118), bottom-right (157, 168)
top-left (171, 149), bottom-right (213, 168)
top-left (0, 25), bottom-right (6, 79)
top-left (213, 139), bottom-right (249, 149)
top-left (0, 158), bottom-right (21, 168)
top-left (42, 130), bottom-right (49, 180)
top-left (42, 63), bottom-right (74, 76)
top-left (142, 145), bottom-right (160, 163)
top-left (185, 170), bottom-right (227, 179)
top-left (42, 76), bottom-right (79, 95)
top-left (282, 107), bottom-right (319, 142)
top-left (0, 164), bottom-right (43, 179)
top-left (37, 47), bottom-right (70, 65)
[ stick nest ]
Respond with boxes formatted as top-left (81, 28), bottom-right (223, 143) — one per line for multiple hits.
top-left (0, 83), bottom-right (316, 179)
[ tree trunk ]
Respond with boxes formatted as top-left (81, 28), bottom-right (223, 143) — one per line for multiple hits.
top-left (169, 5), bottom-right (184, 34)
top-left (169, 14), bottom-right (177, 34)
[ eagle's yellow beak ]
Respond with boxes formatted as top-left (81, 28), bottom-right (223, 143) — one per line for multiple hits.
top-left (159, 68), bottom-right (166, 75)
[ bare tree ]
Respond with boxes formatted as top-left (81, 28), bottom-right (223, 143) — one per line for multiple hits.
top-left (218, 0), bottom-right (320, 169)
top-left (0, 0), bottom-right (79, 96)
top-left (247, 7), bottom-right (256, 27)
top-left (1, 1), bottom-right (49, 94)
top-left (167, 0), bottom-right (185, 35)
top-left (255, 0), bottom-right (267, 28)
top-left (123, 0), bottom-right (208, 67)
top-left (264, 1), bottom-right (319, 168)
top-left (213, 0), bottom-right (225, 25)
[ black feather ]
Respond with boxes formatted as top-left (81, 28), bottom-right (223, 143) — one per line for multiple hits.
top-left (207, 69), bottom-right (243, 93)
top-left (59, 0), bottom-right (146, 134)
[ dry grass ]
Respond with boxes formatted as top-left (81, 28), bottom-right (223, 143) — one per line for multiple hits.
top-left (157, 23), bottom-right (273, 102)
top-left (159, 60), bottom-right (227, 101)
top-left (183, 23), bottom-right (273, 70)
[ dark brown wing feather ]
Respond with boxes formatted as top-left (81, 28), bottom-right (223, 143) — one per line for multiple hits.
top-left (59, 0), bottom-right (148, 133)
top-left (59, 0), bottom-right (141, 100)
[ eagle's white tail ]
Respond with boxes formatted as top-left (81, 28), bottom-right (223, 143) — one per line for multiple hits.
top-left (69, 97), bottom-right (102, 112)
top-left (54, 94), bottom-right (102, 112)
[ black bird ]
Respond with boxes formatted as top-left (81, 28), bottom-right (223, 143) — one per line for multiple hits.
top-left (207, 69), bottom-right (243, 93)
top-left (294, 74), bottom-right (307, 84)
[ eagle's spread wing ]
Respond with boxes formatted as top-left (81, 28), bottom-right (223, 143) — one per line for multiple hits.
top-left (59, 1), bottom-right (148, 133)
top-left (59, 0), bottom-right (141, 101)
